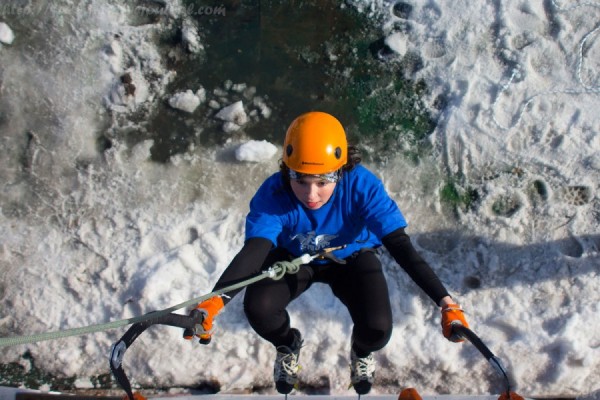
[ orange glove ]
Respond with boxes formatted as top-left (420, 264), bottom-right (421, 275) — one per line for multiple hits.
top-left (183, 296), bottom-right (224, 344)
top-left (441, 303), bottom-right (469, 342)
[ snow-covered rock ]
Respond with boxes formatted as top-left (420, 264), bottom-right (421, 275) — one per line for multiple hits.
top-left (253, 97), bottom-right (272, 119)
top-left (385, 31), bottom-right (408, 56)
top-left (0, 23), bottom-right (15, 45)
top-left (215, 101), bottom-right (249, 126)
top-left (235, 140), bottom-right (278, 162)
top-left (168, 89), bottom-right (204, 113)
top-left (223, 121), bottom-right (242, 133)
top-left (181, 19), bottom-right (203, 54)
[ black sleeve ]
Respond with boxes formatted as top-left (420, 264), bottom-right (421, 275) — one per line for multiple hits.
top-left (211, 237), bottom-right (273, 305)
top-left (382, 228), bottom-right (450, 305)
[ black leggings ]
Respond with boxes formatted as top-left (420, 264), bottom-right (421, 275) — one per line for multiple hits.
top-left (243, 248), bottom-right (393, 355)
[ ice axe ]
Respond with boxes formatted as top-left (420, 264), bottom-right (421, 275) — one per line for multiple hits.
top-left (110, 311), bottom-right (205, 400)
top-left (451, 323), bottom-right (525, 400)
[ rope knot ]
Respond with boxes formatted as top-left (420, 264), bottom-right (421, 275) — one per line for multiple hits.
top-left (269, 260), bottom-right (301, 280)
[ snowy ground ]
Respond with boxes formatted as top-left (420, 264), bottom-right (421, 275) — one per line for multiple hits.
top-left (0, 0), bottom-right (599, 399)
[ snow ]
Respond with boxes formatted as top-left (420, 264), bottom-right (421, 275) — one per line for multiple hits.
top-left (385, 32), bottom-right (408, 56)
top-left (0, 0), bottom-right (599, 399)
top-left (169, 89), bottom-right (205, 113)
top-left (181, 18), bottom-right (203, 54)
top-left (235, 140), bottom-right (278, 163)
top-left (0, 22), bottom-right (14, 45)
top-left (216, 101), bottom-right (250, 128)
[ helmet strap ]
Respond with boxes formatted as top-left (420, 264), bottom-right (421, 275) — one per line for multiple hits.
top-left (288, 169), bottom-right (341, 183)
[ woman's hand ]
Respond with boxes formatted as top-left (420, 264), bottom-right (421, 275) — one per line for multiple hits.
top-left (439, 297), bottom-right (469, 342)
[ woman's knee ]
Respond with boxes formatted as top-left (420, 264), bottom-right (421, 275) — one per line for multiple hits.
top-left (353, 322), bottom-right (393, 353)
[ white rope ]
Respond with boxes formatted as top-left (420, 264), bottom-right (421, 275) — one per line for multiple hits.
top-left (0, 255), bottom-right (313, 348)
top-left (491, 2), bottom-right (600, 131)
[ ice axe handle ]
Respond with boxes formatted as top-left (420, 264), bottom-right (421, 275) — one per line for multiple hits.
top-left (182, 309), bottom-right (205, 341)
top-left (451, 323), bottom-right (510, 384)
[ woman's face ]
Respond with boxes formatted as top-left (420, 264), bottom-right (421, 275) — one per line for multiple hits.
top-left (290, 175), bottom-right (336, 210)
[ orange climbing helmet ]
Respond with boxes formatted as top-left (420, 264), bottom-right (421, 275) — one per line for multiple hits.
top-left (283, 111), bottom-right (348, 175)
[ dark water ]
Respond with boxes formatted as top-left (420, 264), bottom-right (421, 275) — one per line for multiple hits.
top-left (123, 0), bottom-right (436, 163)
